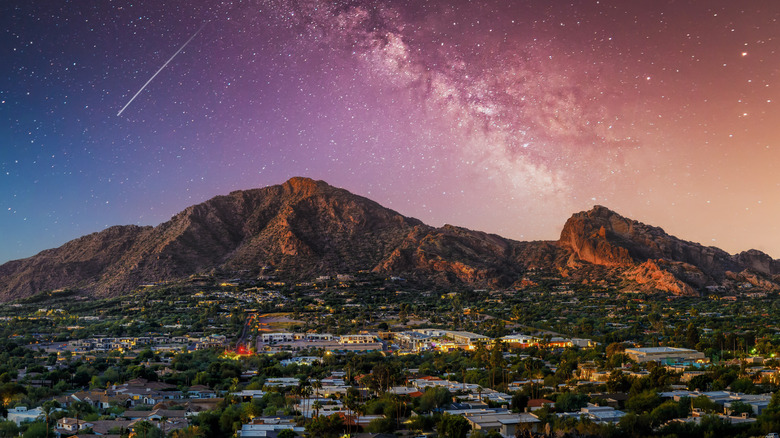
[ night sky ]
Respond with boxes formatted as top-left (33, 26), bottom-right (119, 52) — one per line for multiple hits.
top-left (3, 0), bottom-right (780, 264)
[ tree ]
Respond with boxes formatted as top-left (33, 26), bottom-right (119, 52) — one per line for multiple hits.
top-left (365, 417), bottom-right (395, 433)
top-left (133, 421), bottom-right (164, 438)
top-left (68, 400), bottom-right (95, 421)
top-left (686, 323), bottom-right (700, 349)
top-left (606, 370), bottom-right (633, 393)
top-left (605, 342), bottom-right (626, 358)
top-left (22, 422), bottom-right (48, 438)
top-left (170, 426), bottom-right (202, 438)
top-left (688, 374), bottom-right (713, 391)
top-left (417, 387), bottom-right (452, 412)
top-left (649, 400), bottom-right (688, 427)
top-left (312, 400), bottom-right (323, 419)
top-left (41, 400), bottom-right (60, 438)
top-left (625, 389), bottom-right (661, 414)
top-left (511, 393), bottom-right (529, 412)
top-left (437, 414), bottom-right (471, 438)
top-left (344, 387), bottom-right (362, 435)
top-left (0, 421), bottom-right (19, 438)
top-left (306, 414), bottom-right (344, 438)
top-left (759, 390), bottom-right (780, 434)
top-left (555, 392), bottom-right (588, 412)
top-left (408, 415), bottom-right (436, 432)
top-left (489, 339), bottom-right (506, 388)
top-left (277, 429), bottom-right (297, 438)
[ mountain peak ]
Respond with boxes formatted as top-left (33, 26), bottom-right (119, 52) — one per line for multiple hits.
top-left (282, 177), bottom-right (327, 196)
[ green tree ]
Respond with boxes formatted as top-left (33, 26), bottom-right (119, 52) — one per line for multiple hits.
top-left (277, 429), bottom-right (297, 438)
top-left (133, 421), bottom-right (164, 438)
top-left (365, 417), bottom-right (395, 433)
top-left (648, 400), bottom-right (688, 427)
top-left (22, 422), bottom-right (48, 438)
top-left (688, 374), bottom-right (713, 391)
top-left (759, 390), bottom-right (780, 434)
top-left (417, 387), bottom-right (452, 412)
top-left (555, 392), bottom-right (588, 412)
top-left (437, 414), bottom-right (471, 438)
top-left (511, 393), bottom-right (529, 412)
top-left (306, 414), bottom-right (344, 438)
top-left (41, 400), bottom-right (60, 438)
top-left (0, 420), bottom-right (19, 438)
top-left (686, 323), bottom-right (700, 349)
top-left (626, 389), bottom-right (662, 414)
top-left (170, 426), bottom-right (202, 438)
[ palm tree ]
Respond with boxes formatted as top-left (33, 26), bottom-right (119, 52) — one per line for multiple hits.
top-left (312, 379), bottom-right (322, 402)
top-left (301, 385), bottom-right (313, 423)
top-left (312, 400), bottom-right (323, 419)
top-left (41, 400), bottom-right (59, 438)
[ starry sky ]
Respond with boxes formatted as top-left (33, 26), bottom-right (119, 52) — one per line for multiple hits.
top-left (3, 0), bottom-right (780, 264)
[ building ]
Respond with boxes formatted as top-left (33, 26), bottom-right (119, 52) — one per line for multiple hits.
top-left (339, 334), bottom-right (376, 344)
top-left (264, 377), bottom-right (300, 388)
top-left (238, 417), bottom-right (305, 437)
top-left (260, 333), bottom-right (294, 343)
top-left (624, 347), bottom-right (706, 364)
top-left (56, 418), bottom-right (93, 433)
top-left (280, 356), bottom-right (320, 366)
top-left (394, 331), bottom-right (432, 351)
top-left (559, 404), bottom-right (626, 424)
top-left (458, 411), bottom-right (540, 437)
top-left (443, 331), bottom-right (490, 346)
top-left (6, 406), bottom-right (43, 426)
top-left (501, 334), bottom-right (536, 348)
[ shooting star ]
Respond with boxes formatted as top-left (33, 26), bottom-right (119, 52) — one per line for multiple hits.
top-left (117, 22), bottom-right (207, 117)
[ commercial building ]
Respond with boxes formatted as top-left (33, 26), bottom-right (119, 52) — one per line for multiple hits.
top-left (624, 347), bottom-right (706, 364)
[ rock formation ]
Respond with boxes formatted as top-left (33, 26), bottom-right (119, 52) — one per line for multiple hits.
top-left (1, 178), bottom-right (778, 301)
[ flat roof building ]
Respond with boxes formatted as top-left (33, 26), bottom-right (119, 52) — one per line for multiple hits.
top-left (624, 347), bottom-right (706, 364)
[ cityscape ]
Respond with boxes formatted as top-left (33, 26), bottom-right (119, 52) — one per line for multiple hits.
top-left (4, 0), bottom-right (780, 437)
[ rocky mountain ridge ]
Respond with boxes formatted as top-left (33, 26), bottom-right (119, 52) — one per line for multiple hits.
top-left (1, 177), bottom-right (778, 301)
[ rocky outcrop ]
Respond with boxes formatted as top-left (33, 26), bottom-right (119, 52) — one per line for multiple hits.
top-left (622, 260), bottom-right (699, 296)
top-left (559, 206), bottom-right (634, 267)
top-left (734, 249), bottom-right (780, 276)
top-left (559, 205), bottom-right (746, 279)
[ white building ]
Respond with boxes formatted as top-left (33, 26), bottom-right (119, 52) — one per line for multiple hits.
top-left (260, 333), bottom-right (294, 343)
top-left (6, 406), bottom-right (43, 426)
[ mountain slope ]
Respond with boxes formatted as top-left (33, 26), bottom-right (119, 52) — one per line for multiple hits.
top-left (1, 178), bottom-right (779, 300)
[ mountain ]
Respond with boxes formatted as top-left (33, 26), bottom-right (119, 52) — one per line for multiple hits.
top-left (1, 177), bottom-right (779, 301)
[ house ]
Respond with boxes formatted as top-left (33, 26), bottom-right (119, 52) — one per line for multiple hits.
top-left (238, 417), bottom-right (305, 437)
top-left (6, 406), bottom-right (43, 426)
top-left (231, 390), bottom-right (266, 402)
top-left (56, 417), bottom-right (93, 433)
top-left (526, 399), bottom-right (554, 411)
top-left (89, 419), bottom-right (133, 435)
top-left (70, 390), bottom-right (132, 409)
top-left (264, 377), bottom-right (300, 388)
top-left (568, 404), bottom-right (626, 424)
top-left (187, 385), bottom-right (217, 399)
top-left (463, 412), bottom-right (540, 437)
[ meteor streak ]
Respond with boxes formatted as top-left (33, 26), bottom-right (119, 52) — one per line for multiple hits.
top-left (117, 22), bottom-right (207, 117)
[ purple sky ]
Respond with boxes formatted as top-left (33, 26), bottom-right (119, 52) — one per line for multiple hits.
top-left (3, 0), bottom-right (780, 263)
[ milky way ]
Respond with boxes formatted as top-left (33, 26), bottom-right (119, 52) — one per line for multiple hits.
top-left (2, 0), bottom-right (780, 263)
